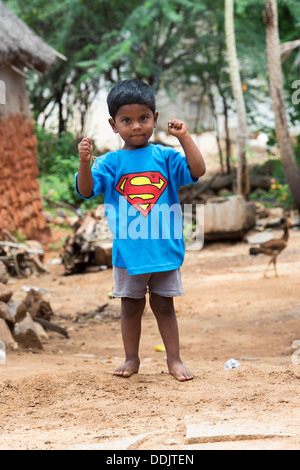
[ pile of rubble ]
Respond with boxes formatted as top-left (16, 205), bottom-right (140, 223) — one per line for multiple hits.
top-left (60, 205), bottom-right (113, 274)
top-left (0, 274), bottom-right (68, 351)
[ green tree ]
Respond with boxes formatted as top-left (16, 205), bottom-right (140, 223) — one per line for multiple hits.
top-left (4, 0), bottom-right (140, 134)
top-left (279, 1), bottom-right (300, 127)
top-left (79, 0), bottom-right (206, 91)
top-left (264, 0), bottom-right (300, 211)
top-left (225, 0), bottom-right (250, 199)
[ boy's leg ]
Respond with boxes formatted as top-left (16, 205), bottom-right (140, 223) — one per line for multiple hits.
top-left (113, 296), bottom-right (146, 377)
top-left (149, 292), bottom-right (194, 382)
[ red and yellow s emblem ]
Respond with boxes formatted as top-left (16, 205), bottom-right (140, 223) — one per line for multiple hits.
top-left (115, 171), bottom-right (168, 217)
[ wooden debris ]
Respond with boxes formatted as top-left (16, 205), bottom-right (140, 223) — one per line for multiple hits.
top-left (178, 172), bottom-right (272, 204)
top-left (33, 317), bottom-right (69, 338)
top-left (179, 173), bottom-right (219, 204)
top-left (0, 232), bottom-right (49, 278)
top-left (74, 303), bottom-right (120, 324)
top-left (61, 206), bottom-right (113, 274)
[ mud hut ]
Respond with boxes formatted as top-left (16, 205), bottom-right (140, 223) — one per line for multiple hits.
top-left (0, 2), bottom-right (66, 240)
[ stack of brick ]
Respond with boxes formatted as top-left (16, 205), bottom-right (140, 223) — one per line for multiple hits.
top-left (0, 115), bottom-right (48, 240)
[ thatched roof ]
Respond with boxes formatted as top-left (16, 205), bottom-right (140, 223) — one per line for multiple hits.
top-left (280, 39), bottom-right (300, 62)
top-left (0, 2), bottom-right (66, 73)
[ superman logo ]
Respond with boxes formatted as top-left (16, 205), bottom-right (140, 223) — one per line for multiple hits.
top-left (115, 171), bottom-right (168, 217)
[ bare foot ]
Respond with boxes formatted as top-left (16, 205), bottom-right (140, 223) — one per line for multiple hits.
top-left (113, 358), bottom-right (140, 378)
top-left (168, 360), bottom-right (194, 382)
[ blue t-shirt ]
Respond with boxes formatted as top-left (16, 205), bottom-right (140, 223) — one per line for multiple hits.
top-left (75, 144), bottom-right (198, 275)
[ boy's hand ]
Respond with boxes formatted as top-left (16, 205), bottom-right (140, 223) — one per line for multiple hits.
top-left (168, 119), bottom-right (206, 178)
top-left (78, 137), bottom-right (93, 162)
top-left (167, 119), bottom-right (188, 138)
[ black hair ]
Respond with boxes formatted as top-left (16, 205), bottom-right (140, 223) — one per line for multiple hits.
top-left (107, 79), bottom-right (156, 120)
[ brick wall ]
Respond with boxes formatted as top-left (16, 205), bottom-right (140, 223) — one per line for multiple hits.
top-left (0, 114), bottom-right (48, 240)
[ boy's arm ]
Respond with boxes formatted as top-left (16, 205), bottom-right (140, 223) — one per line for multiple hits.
top-left (168, 119), bottom-right (206, 179)
top-left (77, 137), bottom-right (95, 198)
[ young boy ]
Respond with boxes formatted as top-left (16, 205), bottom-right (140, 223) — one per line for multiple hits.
top-left (76, 79), bottom-right (206, 381)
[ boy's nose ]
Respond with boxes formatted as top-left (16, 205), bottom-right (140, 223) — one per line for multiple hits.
top-left (132, 120), bottom-right (141, 130)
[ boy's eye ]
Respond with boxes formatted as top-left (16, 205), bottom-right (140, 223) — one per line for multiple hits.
top-left (140, 116), bottom-right (148, 121)
top-left (122, 118), bottom-right (130, 123)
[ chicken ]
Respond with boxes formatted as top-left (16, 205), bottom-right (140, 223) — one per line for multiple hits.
top-left (249, 218), bottom-right (293, 278)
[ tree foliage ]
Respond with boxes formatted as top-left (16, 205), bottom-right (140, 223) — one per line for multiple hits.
top-left (4, 0), bottom-right (299, 130)
top-left (3, 0), bottom-right (300, 206)
top-left (1, 0), bottom-right (266, 134)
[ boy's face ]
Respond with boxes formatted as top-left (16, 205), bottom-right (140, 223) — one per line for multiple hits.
top-left (109, 104), bottom-right (158, 151)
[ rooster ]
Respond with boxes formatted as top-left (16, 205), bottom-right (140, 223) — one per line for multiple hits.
top-left (249, 218), bottom-right (293, 278)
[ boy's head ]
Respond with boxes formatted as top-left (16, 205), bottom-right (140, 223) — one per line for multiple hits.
top-left (107, 79), bottom-right (156, 120)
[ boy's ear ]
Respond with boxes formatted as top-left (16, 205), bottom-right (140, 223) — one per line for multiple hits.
top-left (153, 111), bottom-right (158, 128)
top-left (108, 118), bottom-right (118, 134)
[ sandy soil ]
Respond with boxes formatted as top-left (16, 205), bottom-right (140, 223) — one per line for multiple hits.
top-left (0, 226), bottom-right (300, 451)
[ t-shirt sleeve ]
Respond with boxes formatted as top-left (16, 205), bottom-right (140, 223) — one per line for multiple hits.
top-left (75, 152), bottom-right (115, 200)
top-left (167, 147), bottom-right (199, 189)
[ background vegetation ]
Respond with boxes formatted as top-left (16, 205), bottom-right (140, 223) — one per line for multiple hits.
top-left (3, 0), bottom-right (300, 211)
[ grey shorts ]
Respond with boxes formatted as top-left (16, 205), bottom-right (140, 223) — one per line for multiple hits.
top-left (112, 266), bottom-right (184, 299)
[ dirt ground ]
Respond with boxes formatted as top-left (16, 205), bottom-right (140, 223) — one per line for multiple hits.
top-left (0, 225), bottom-right (300, 451)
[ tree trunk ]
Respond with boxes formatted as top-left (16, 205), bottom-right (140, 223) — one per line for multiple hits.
top-left (225, 0), bottom-right (250, 199)
top-left (220, 88), bottom-right (232, 175)
top-left (208, 90), bottom-right (225, 174)
top-left (264, 0), bottom-right (300, 211)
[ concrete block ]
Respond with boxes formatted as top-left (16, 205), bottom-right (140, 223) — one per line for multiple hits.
top-left (185, 416), bottom-right (293, 444)
top-left (203, 195), bottom-right (256, 241)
